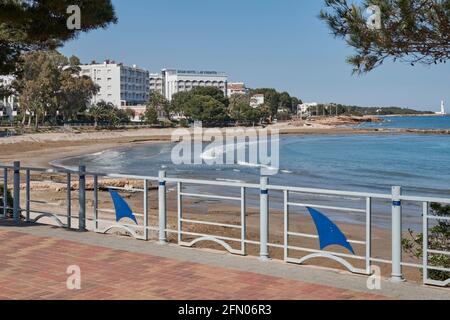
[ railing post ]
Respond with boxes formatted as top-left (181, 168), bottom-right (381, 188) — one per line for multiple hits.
top-left (143, 179), bottom-right (149, 240)
top-left (78, 165), bottom-right (86, 231)
top-left (390, 186), bottom-right (404, 282)
top-left (13, 161), bottom-right (20, 224)
top-left (422, 202), bottom-right (429, 285)
top-left (25, 169), bottom-right (30, 223)
top-left (158, 171), bottom-right (167, 244)
top-left (259, 176), bottom-right (269, 261)
top-left (67, 173), bottom-right (71, 229)
top-left (93, 175), bottom-right (98, 231)
top-left (3, 167), bottom-right (8, 217)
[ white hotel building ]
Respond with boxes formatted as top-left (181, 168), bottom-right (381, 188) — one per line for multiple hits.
top-left (150, 69), bottom-right (228, 101)
top-left (0, 76), bottom-right (19, 121)
top-left (80, 61), bottom-right (150, 107)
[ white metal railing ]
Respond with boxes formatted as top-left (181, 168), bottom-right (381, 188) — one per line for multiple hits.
top-left (1, 162), bottom-right (449, 287)
top-left (282, 189), bottom-right (372, 275)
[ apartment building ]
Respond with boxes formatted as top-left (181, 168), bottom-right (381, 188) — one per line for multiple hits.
top-left (80, 61), bottom-right (150, 107)
top-left (150, 69), bottom-right (228, 101)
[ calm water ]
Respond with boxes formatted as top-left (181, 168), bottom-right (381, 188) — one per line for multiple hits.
top-left (55, 132), bottom-right (450, 230)
top-left (55, 134), bottom-right (450, 197)
top-left (359, 115), bottom-right (450, 130)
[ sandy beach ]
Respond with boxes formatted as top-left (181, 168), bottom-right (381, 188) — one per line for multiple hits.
top-left (0, 116), bottom-right (406, 167)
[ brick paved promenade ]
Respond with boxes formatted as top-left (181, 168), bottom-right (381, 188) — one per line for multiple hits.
top-left (0, 229), bottom-right (386, 300)
top-left (0, 224), bottom-right (448, 300)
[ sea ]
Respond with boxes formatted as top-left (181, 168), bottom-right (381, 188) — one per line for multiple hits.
top-left (54, 116), bottom-right (450, 230)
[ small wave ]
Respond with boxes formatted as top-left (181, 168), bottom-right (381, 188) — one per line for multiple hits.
top-left (216, 178), bottom-right (243, 183)
top-left (236, 161), bottom-right (279, 172)
top-left (91, 151), bottom-right (106, 156)
top-left (200, 138), bottom-right (280, 161)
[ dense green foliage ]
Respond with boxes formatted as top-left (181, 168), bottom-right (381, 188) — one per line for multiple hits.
top-left (14, 50), bottom-right (99, 127)
top-left (403, 203), bottom-right (450, 281)
top-left (320, 0), bottom-right (450, 73)
top-left (249, 88), bottom-right (302, 116)
top-left (0, 0), bottom-right (117, 81)
top-left (144, 91), bottom-right (168, 124)
top-left (143, 106), bottom-right (159, 125)
top-left (167, 86), bottom-right (298, 126)
top-left (88, 101), bottom-right (131, 127)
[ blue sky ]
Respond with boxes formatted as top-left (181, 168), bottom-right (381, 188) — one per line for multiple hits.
top-left (61, 0), bottom-right (449, 111)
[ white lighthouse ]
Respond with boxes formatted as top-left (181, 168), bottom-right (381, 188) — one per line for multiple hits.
top-left (437, 100), bottom-right (446, 115)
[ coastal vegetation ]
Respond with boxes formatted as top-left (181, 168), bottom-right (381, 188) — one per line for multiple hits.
top-left (146, 86), bottom-right (302, 127)
top-left (403, 203), bottom-right (450, 281)
top-left (88, 101), bottom-right (132, 128)
top-left (14, 50), bottom-right (99, 128)
top-left (312, 103), bottom-right (434, 116)
top-left (321, 0), bottom-right (450, 73)
top-left (0, 0), bottom-right (117, 84)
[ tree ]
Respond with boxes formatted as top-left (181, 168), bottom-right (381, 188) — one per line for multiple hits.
top-left (279, 91), bottom-right (293, 111)
top-left (0, 0), bottom-right (117, 79)
top-left (291, 97), bottom-right (302, 113)
top-left (88, 102), bottom-right (108, 127)
top-left (59, 68), bottom-right (99, 121)
top-left (15, 51), bottom-right (62, 127)
top-left (124, 108), bottom-right (136, 121)
top-left (403, 203), bottom-right (450, 281)
top-left (184, 95), bottom-right (229, 126)
top-left (147, 91), bottom-right (169, 119)
top-left (170, 86), bottom-right (230, 126)
top-left (320, 0), bottom-right (450, 74)
top-left (14, 50), bottom-right (98, 126)
top-left (229, 93), bottom-right (250, 111)
top-left (190, 86), bottom-right (229, 107)
top-left (143, 105), bottom-right (159, 125)
top-left (88, 101), bottom-right (128, 127)
top-left (171, 91), bottom-right (193, 116)
top-left (229, 95), bottom-right (262, 126)
top-left (259, 104), bottom-right (272, 124)
top-left (250, 88), bottom-right (280, 117)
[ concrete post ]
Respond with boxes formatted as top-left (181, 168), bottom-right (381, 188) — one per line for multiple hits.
top-left (13, 161), bottom-right (20, 223)
top-left (25, 169), bottom-right (30, 222)
top-left (2, 168), bottom-right (7, 217)
top-left (260, 177), bottom-right (269, 261)
top-left (158, 171), bottom-right (167, 244)
top-left (143, 179), bottom-right (149, 240)
top-left (391, 186), bottom-right (404, 282)
top-left (67, 173), bottom-right (71, 229)
top-left (78, 165), bottom-right (86, 231)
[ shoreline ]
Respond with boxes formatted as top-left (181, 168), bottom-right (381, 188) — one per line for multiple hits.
top-left (1, 124), bottom-right (450, 168)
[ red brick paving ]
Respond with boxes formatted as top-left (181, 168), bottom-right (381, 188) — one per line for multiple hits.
top-left (0, 229), bottom-right (387, 300)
